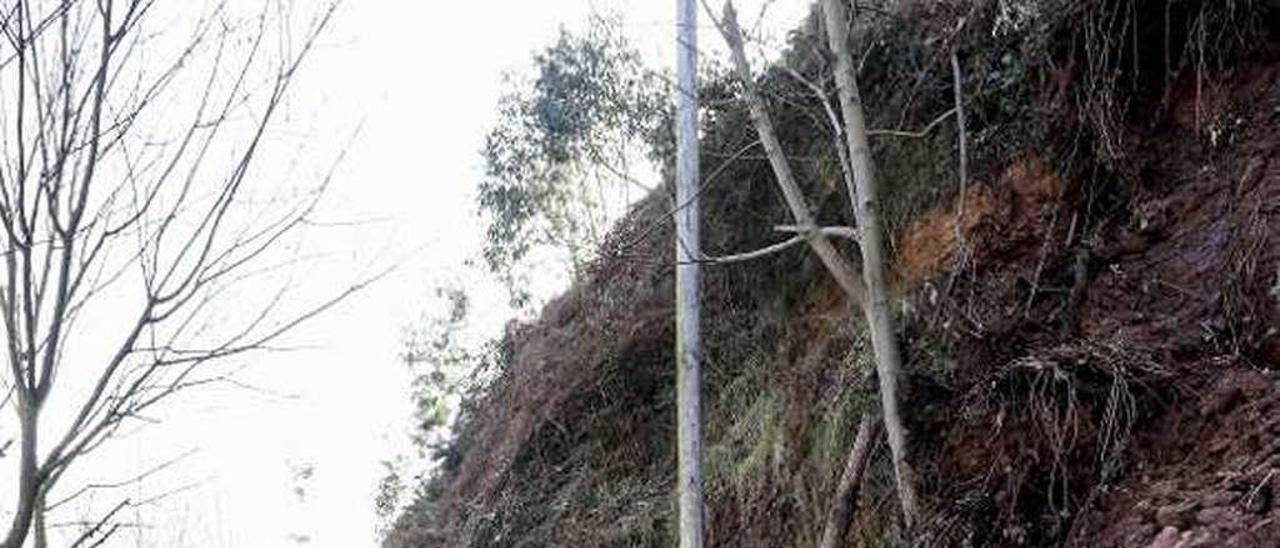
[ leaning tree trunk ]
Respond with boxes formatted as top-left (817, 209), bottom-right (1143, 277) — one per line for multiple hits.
top-left (819, 415), bottom-right (879, 548)
top-left (820, 0), bottom-right (921, 529)
top-left (715, 2), bottom-right (868, 306)
top-left (714, 0), bottom-right (920, 535)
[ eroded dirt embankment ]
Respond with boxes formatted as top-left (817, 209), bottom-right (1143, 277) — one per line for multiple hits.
top-left (899, 62), bottom-right (1280, 547)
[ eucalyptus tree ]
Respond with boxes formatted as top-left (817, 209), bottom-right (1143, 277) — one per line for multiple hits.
top-left (478, 15), bottom-right (672, 307)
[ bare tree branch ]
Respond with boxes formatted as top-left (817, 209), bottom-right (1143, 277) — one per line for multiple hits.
top-left (0, 2), bottom-right (366, 546)
top-left (866, 107), bottom-right (957, 138)
top-left (705, 0), bottom-right (868, 305)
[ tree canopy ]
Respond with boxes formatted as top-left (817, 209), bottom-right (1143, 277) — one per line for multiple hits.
top-left (478, 15), bottom-right (672, 306)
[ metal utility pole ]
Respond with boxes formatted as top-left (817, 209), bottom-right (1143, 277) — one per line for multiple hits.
top-left (674, 0), bottom-right (704, 546)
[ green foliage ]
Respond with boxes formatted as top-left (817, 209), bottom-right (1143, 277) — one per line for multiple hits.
top-left (403, 288), bottom-right (472, 443)
top-left (380, 285), bottom-right (506, 546)
top-left (704, 353), bottom-right (786, 493)
top-left (402, 286), bottom-right (504, 456)
top-left (478, 15), bottom-right (673, 306)
top-left (375, 459), bottom-right (406, 528)
top-left (382, 474), bottom-right (449, 548)
top-left (809, 342), bottom-right (877, 475)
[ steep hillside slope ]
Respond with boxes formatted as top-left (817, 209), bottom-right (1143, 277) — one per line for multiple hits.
top-left (387, 1), bottom-right (1280, 546)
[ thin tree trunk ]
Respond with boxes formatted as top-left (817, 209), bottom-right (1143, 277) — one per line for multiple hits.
top-left (33, 490), bottom-right (47, 548)
top-left (820, 0), bottom-right (921, 529)
top-left (2, 404), bottom-right (40, 548)
top-left (675, 0), bottom-right (705, 546)
top-left (819, 415), bottom-right (879, 548)
top-left (715, 2), bottom-right (868, 306)
top-left (950, 50), bottom-right (970, 260)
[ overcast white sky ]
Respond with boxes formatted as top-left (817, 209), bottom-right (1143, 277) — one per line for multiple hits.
top-left (4, 1), bottom-right (813, 547)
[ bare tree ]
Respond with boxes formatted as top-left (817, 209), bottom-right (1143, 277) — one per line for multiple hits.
top-left (709, 0), bottom-right (921, 535)
top-left (820, 0), bottom-right (920, 528)
top-left (709, 2), bottom-right (868, 304)
top-left (0, 1), bottom-right (371, 546)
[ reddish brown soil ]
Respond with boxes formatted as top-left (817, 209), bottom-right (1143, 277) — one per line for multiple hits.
top-left (1080, 366), bottom-right (1280, 547)
top-left (903, 61), bottom-right (1280, 547)
top-left (1069, 62), bottom-right (1280, 548)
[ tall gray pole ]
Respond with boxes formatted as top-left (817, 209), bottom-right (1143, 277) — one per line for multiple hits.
top-left (674, 0), bottom-right (704, 546)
